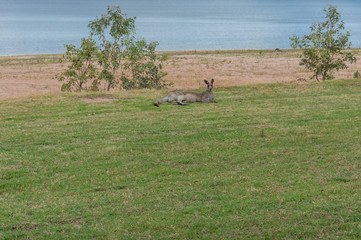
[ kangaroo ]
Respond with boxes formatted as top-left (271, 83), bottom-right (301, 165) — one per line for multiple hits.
top-left (153, 78), bottom-right (216, 107)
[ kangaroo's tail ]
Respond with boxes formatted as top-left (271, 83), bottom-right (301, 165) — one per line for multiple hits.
top-left (153, 97), bottom-right (166, 107)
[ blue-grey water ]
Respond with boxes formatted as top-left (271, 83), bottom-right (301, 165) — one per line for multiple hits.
top-left (1, 0), bottom-right (361, 56)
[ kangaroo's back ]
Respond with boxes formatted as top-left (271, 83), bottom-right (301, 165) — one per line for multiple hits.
top-left (182, 92), bottom-right (202, 102)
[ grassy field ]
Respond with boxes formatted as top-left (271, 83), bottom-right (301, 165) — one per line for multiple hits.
top-left (1, 79), bottom-right (361, 239)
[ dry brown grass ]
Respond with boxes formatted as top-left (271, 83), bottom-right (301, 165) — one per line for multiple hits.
top-left (1, 49), bottom-right (360, 100)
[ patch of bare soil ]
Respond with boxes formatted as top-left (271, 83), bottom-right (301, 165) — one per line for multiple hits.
top-left (0, 50), bottom-right (360, 100)
top-left (163, 50), bottom-right (361, 89)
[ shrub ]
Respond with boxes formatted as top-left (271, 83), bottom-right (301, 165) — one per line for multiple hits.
top-left (57, 6), bottom-right (169, 92)
top-left (290, 6), bottom-right (356, 81)
top-left (122, 38), bottom-right (169, 89)
top-left (56, 38), bottom-right (99, 91)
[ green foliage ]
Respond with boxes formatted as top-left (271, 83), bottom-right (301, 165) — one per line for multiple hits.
top-left (290, 6), bottom-right (356, 81)
top-left (122, 38), bottom-right (170, 89)
top-left (354, 70), bottom-right (360, 78)
top-left (55, 38), bottom-right (99, 91)
top-left (88, 6), bottom-right (136, 91)
top-left (88, 6), bottom-right (136, 43)
top-left (57, 6), bottom-right (169, 92)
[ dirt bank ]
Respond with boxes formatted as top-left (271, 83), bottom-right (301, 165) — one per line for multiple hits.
top-left (1, 49), bottom-right (360, 100)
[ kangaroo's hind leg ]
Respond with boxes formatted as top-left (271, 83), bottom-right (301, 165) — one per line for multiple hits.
top-left (154, 92), bottom-right (179, 107)
top-left (175, 95), bottom-right (188, 106)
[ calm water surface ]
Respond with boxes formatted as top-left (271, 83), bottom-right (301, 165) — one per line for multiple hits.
top-left (1, 0), bottom-right (361, 55)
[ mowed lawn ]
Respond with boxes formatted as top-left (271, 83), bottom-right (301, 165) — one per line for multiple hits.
top-left (1, 79), bottom-right (361, 239)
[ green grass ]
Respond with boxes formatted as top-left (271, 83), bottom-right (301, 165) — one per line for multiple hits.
top-left (0, 54), bottom-right (63, 66)
top-left (1, 79), bottom-right (361, 239)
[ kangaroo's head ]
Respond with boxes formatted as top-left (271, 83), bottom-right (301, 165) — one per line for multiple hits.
top-left (204, 78), bottom-right (214, 92)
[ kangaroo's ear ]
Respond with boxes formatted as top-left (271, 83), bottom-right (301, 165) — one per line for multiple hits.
top-left (211, 78), bottom-right (214, 84)
top-left (204, 80), bottom-right (209, 84)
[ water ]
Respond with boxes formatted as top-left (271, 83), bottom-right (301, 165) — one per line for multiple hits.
top-left (1, 0), bottom-right (361, 56)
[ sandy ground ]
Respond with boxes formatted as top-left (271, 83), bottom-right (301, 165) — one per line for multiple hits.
top-left (1, 50), bottom-right (360, 100)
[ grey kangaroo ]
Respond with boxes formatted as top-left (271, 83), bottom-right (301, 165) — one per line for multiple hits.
top-left (153, 78), bottom-right (216, 107)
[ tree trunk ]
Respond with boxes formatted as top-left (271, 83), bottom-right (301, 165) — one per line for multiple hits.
top-left (322, 70), bottom-right (327, 81)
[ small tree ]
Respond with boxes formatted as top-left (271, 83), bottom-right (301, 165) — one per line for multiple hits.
top-left (290, 6), bottom-right (356, 81)
top-left (56, 38), bottom-right (99, 91)
top-left (88, 6), bottom-right (136, 91)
